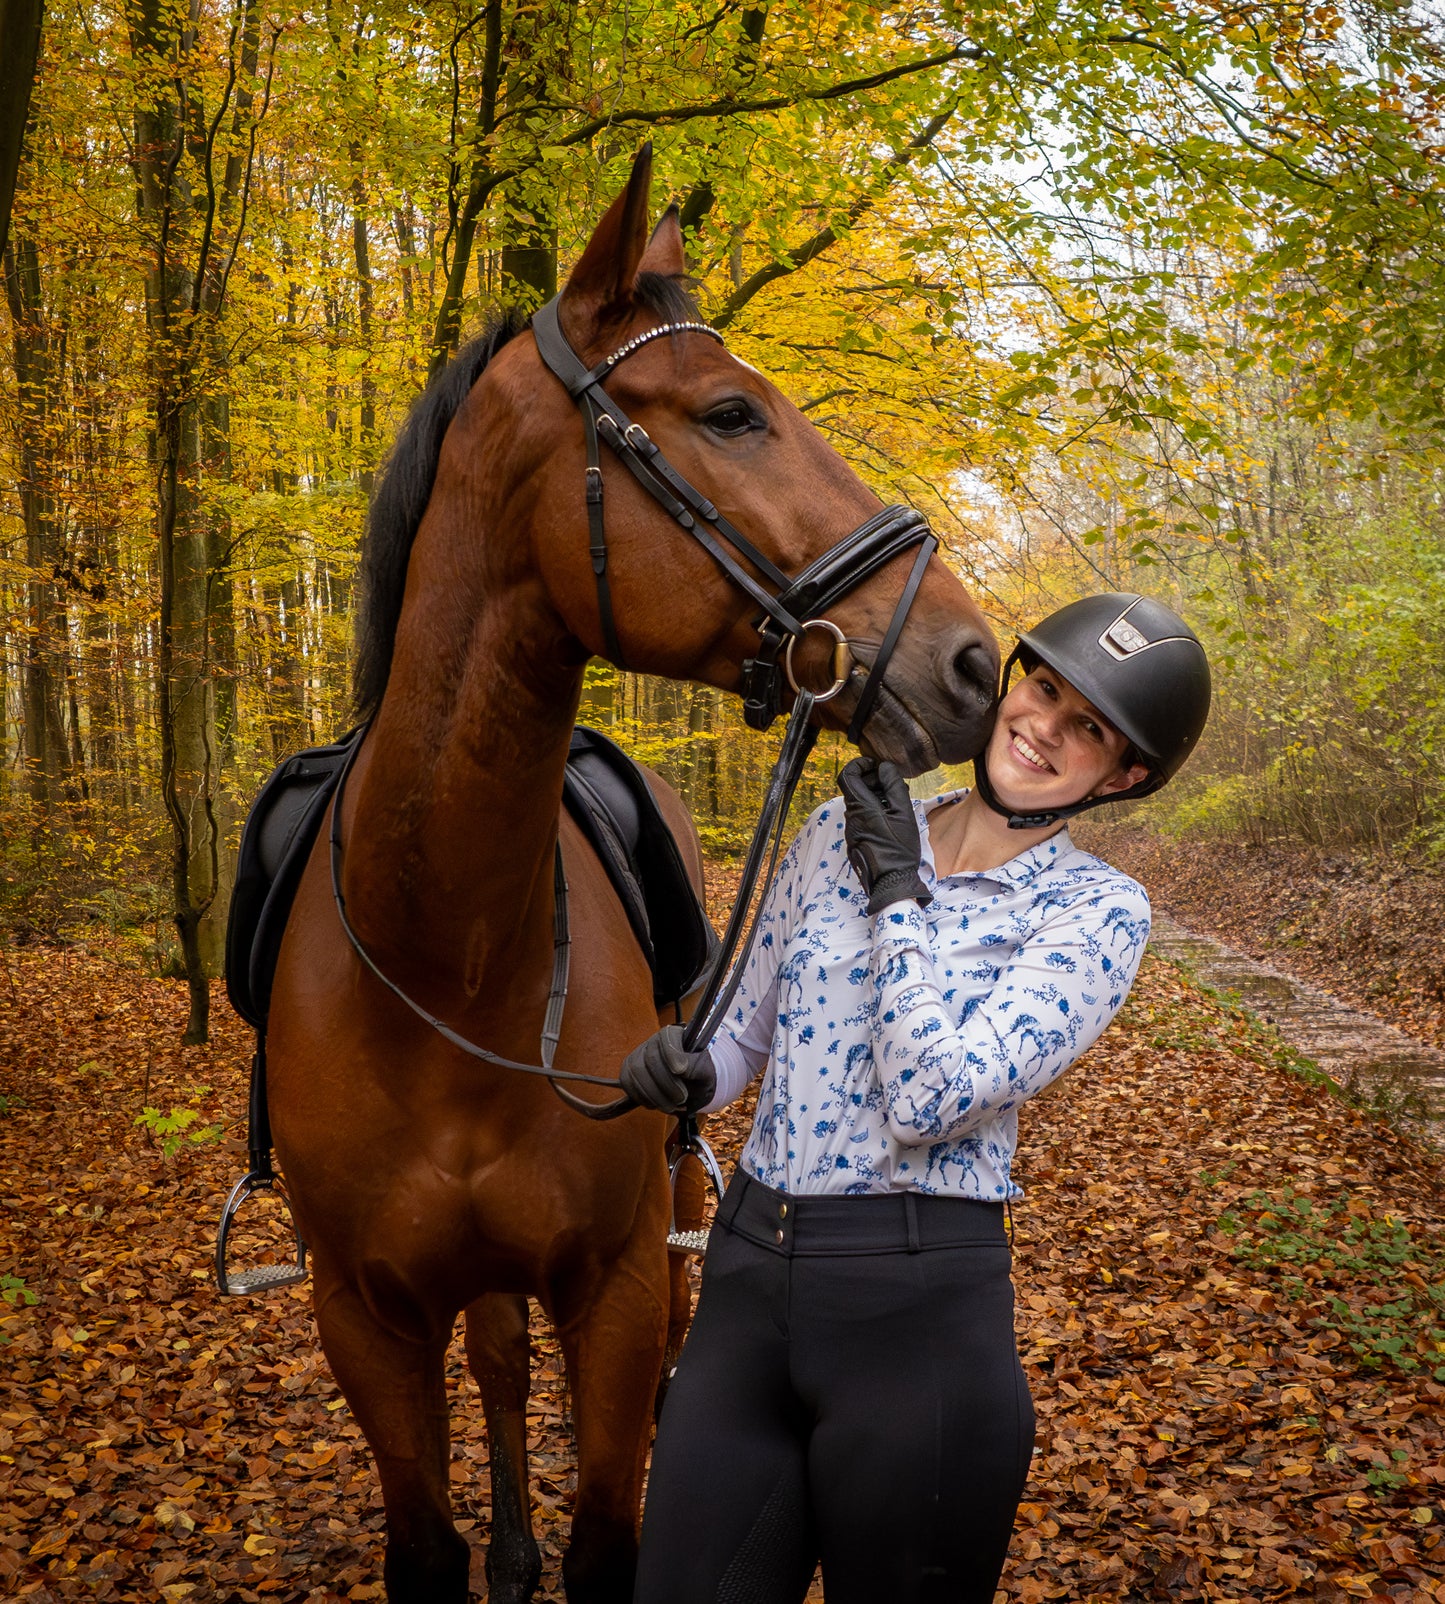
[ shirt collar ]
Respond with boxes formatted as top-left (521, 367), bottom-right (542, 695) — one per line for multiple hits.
top-left (914, 788), bottom-right (1079, 890)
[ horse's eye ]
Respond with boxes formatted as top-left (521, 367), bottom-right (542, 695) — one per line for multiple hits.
top-left (703, 401), bottom-right (758, 437)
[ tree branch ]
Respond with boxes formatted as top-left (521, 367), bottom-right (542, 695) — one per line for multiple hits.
top-left (677, 4), bottom-right (768, 240)
top-left (713, 104), bottom-right (957, 328)
top-left (546, 38), bottom-right (980, 148)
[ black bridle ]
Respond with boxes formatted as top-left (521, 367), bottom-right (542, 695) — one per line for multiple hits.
top-left (528, 298), bottom-right (937, 740)
top-left (329, 293), bottom-right (941, 1127)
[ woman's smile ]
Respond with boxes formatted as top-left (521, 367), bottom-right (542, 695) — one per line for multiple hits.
top-left (1007, 729), bottom-right (1056, 775)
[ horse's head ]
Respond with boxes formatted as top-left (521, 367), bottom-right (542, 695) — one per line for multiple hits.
top-left (485, 147), bottom-right (998, 772)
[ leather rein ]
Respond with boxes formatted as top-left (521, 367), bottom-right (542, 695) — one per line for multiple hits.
top-left (329, 292), bottom-right (939, 1120)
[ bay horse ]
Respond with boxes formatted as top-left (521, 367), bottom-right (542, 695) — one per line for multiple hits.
top-left (266, 147), bottom-right (998, 1604)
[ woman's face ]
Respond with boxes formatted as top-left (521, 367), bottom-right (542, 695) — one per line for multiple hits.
top-left (983, 664), bottom-right (1151, 814)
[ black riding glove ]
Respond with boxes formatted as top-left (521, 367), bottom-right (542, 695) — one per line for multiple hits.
top-left (839, 757), bottom-right (933, 917)
top-left (619, 1024), bottom-right (717, 1115)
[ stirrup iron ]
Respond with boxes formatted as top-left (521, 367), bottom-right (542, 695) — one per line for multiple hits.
top-left (215, 1041), bottom-right (309, 1296)
top-left (666, 1115), bottom-right (726, 1257)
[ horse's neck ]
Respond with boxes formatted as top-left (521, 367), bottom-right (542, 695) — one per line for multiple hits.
top-left (345, 582), bottom-right (583, 992)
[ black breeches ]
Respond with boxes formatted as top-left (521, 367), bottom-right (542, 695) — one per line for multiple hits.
top-left (635, 1175), bottom-right (1035, 1604)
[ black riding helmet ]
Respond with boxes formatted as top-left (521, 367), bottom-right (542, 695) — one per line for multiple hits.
top-left (974, 592), bottom-right (1212, 829)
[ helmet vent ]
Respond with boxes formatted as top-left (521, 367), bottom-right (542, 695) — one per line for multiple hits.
top-left (1100, 616), bottom-right (1150, 658)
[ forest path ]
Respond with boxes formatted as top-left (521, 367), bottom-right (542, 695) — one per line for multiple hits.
top-left (1148, 913), bottom-right (1445, 1133)
top-left (0, 931), bottom-right (1442, 1601)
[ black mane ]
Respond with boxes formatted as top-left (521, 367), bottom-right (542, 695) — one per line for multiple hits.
top-left (351, 275), bottom-right (704, 720)
top-left (352, 311), bottom-right (527, 720)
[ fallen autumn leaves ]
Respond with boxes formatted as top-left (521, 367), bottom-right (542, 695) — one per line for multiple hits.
top-left (1, 929), bottom-right (1441, 1601)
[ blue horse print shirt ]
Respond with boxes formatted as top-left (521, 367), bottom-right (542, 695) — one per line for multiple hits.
top-left (704, 789), bottom-right (1151, 1199)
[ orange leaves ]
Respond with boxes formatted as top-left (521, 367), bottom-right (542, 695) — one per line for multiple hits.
top-left (2, 911), bottom-right (1444, 1599)
top-left (1003, 950), bottom-right (1445, 1600)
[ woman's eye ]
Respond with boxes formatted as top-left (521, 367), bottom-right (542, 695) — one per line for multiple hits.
top-left (703, 402), bottom-right (757, 436)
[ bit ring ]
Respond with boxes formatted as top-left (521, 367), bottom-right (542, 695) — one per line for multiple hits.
top-left (784, 618), bottom-right (851, 702)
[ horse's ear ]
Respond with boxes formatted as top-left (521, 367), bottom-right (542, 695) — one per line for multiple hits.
top-left (560, 144), bottom-right (653, 342)
top-left (636, 204), bottom-right (685, 281)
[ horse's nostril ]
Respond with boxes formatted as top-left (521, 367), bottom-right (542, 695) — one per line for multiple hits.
top-left (952, 639), bottom-right (999, 698)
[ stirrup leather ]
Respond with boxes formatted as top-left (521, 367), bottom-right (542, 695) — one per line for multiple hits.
top-left (215, 1041), bottom-right (309, 1296)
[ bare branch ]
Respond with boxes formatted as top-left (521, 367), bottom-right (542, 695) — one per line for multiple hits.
top-left (549, 38), bottom-right (980, 148)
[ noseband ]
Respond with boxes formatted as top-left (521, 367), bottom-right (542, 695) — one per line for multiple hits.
top-left (529, 297), bottom-right (938, 739)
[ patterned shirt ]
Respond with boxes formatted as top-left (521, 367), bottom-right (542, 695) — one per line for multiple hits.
top-left (704, 789), bottom-right (1151, 1199)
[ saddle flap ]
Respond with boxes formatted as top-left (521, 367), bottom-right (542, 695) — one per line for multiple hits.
top-left (563, 727), bottom-right (718, 1009)
top-left (226, 723), bottom-right (717, 1033)
top-left (225, 730), bottom-right (363, 1030)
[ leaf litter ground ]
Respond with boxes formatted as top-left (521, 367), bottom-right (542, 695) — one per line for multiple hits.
top-left (1, 900), bottom-right (1442, 1602)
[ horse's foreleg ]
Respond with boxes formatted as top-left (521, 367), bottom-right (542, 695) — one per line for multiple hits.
top-left (464, 1293), bottom-right (542, 1604)
top-left (551, 1237), bottom-right (670, 1604)
top-left (312, 1269), bottom-right (469, 1604)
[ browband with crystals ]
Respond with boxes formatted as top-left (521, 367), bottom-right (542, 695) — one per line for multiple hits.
top-left (589, 321), bottom-right (725, 384)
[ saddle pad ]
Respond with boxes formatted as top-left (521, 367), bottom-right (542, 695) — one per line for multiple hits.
top-left (226, 725), bottom-right (718, 1032)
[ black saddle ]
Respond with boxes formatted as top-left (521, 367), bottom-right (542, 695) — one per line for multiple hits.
top-left (224, 725), bottom-right (717, 1031)
top-left (562, 725), bottom-right (718, 1008)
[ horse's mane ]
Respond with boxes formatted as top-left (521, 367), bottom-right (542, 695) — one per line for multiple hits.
top-left (352, 273), bottom-right (702, 720)
top-left (352, 311), bottom-right (526, 720)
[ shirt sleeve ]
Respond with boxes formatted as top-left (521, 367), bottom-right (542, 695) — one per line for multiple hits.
top-left (866, 879), bottom-right (1151, 1144)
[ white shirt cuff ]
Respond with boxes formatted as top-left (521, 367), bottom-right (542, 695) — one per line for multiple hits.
top-left (702, 1032), bottom-right (756, 1113)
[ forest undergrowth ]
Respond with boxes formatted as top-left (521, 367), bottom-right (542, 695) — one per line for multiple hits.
top-left (1, 865), bottom-right (1443, 1602)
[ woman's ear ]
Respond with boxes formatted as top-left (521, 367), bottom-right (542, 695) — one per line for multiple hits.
top-left (1096, 760), bottom-right (1152, 798)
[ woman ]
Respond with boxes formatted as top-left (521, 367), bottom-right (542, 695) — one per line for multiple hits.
top-left (625, 593), bottom-right (1211, 1604)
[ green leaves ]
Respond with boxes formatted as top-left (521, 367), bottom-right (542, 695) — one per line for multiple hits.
top-left (1222, 1188), bottom-right (1445, 1382)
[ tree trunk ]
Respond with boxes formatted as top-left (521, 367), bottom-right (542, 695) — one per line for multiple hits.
top-left (352, 166), bottom-right (376, 495)
top-left (429, 0), bottom-right (503, 375)
top-left (129, 0), bottom-right (258, 1040)
top-left (0, 0), bottom-right (44, 264)
top-left (3, 231), bottom-right (69, 818)
top-left (274, 571), bottom-right (309, 757)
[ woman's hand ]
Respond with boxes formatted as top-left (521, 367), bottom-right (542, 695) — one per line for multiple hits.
top-left (839, 757), bottom-right (932, 917)
top-left (619, 1025), bottom-right (717, 1115)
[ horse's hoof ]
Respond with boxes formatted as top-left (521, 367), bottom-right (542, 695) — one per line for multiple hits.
top-left (484, 1545), bottom-right (543, 1604)
top-left (383, 1532), bottom-right (471, 1604)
